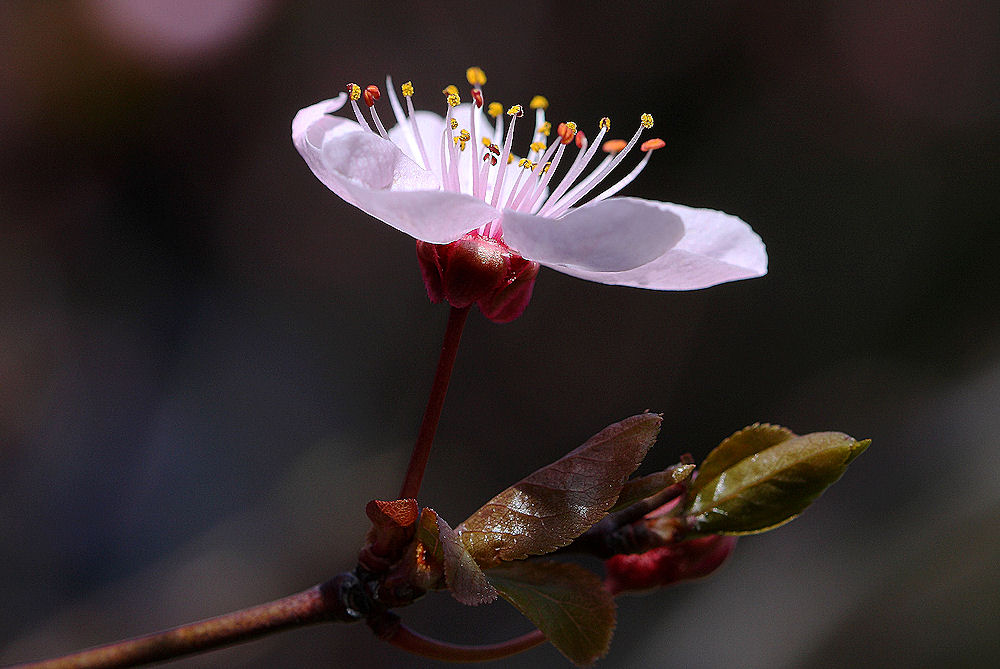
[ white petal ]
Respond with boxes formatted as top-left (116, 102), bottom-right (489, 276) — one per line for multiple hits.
top-left (542, 203), bottom-right (767, 290)
top-left (292, 100), bottom-right (499, 243)
top-left (387, 109), bottom-right (446, 177)
top-left (500, 197), bottom-right (685, 272)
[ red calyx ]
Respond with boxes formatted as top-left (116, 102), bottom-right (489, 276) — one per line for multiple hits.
top-left (416, 233), bottom-right (540, 323)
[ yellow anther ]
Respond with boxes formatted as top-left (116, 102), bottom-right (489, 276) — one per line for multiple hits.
top-left (566, 121), bottom-right (577, 133)
top-left (450, 118), bottom-right (459, 129)
top-left (447, 93), bottom-right (461, 107)
top-left (529, 141), bottom-right (546, 152)
top-left (401, 81), bottom-right (414, 97)
top-left (539, 121), bottom-right (552, 136)
top-left (482, 137), bottom-right (492, 146)
top-left (487, 102), bottom-right (503, 118)
top-left (507, 154), bottom-right (515, 164)
top-left (348, 83), bottom-right (361, 101)
top-left (541, 162), bottom-right (551, 174)
top-left (466, 67), bottom-right (487, 86)
top-left (458, 129), bottom-right (471, 142)
top-left (507, 104), bottom-right (524, 117)
top-left (518, 158), bottom-right (530, 168)
top-left (599, 117), bottom-right (611, 130)
top-left (529, 95), bottom-right (549, 110)
top-left (443, 84), bottom-right (460, 96)
top-left (640, 113), bottom-right (654, 129)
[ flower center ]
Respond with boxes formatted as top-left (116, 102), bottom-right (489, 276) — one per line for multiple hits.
top-left (344, 68), bottom-right (666, 232)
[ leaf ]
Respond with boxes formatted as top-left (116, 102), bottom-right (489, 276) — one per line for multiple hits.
top-left (688, 424), bottom-right (795, 499)
top-left (684, 431), bottom-right (871, 535)
top-left (488, 560), bottom-right (615, 666)
top-left (607, 464), bottom-right (695, 513)
top-left (418, 508), bottom-right (497, 606)
top-left (457, 413), bottom-right (662, 567)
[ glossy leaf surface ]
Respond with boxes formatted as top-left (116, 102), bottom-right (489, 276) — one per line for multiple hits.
top-left (685, 430), bottom-right (870, 534)
top-left (688, 424), bottom-right (794, 499)
top-left (457, 413), bottom-right (661, 567)
top-left (488, 560), bottom-right (615, 666)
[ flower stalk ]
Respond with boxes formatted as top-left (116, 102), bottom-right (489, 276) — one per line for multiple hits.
top-left (398, 306), bottom-right (469, 500)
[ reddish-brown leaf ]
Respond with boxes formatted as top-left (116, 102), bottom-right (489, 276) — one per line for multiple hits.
top-left (418, 508), bottom-right (497, 605)
top-left (457, 413), bottom-right (661, 567)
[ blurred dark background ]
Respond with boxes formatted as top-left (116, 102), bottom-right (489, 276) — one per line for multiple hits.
top-left (2, 1), bottom-right (998, 667)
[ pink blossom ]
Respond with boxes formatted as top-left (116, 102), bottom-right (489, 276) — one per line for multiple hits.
top-left (292, 71), bottom-right (766, 299)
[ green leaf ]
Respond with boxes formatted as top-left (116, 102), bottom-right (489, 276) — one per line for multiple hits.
top-left (457, 413), bottom-right (661, 567)
top-left (688, 424), bottom-right (795, 499)
top-left (684, 431), bottom-right (871, 535)
top-left (607, 464), bottom-right (695, 513)
top-left (488, 560), bottom-right (616, 666)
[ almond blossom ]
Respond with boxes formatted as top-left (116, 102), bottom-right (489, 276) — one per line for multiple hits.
top-left (292, 69), bottom-right (766, 320)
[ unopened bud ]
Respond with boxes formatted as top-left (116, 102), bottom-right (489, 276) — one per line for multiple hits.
top-left (604, 534), bottom-right (737, 595)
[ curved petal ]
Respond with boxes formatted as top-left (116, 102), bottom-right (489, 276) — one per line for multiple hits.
top-left (542, 203), bottom-right (767, 290)
top-left (293, 100), bottom-right (500, 243)
top-left (500, 197), bottom-right (684, 272)
top-left (292, 95), bottom-right (348, 150)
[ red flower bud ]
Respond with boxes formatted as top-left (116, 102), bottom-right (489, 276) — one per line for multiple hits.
top-left (604, 534), bottom-right (736, 595)
top-left (416, 233), bottom-right (540, 323)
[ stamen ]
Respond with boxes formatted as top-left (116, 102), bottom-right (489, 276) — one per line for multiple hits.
top-left (450, 118), bottom-right (459, 130)
top-left (537, 117), bottom-right (611, 214)
top-left (489, 105), bottom-right (523, 207)
top-left (346, 82), bottom-right (373, 132)
top-left (503, 159), bottom-right (533, 209)
top-left (385, 75), bottom-right (417, 157)
top-left (487, 102), bottom-right (504, 146)
top-left (471, 88), bottom-right (484, 108)
top-left (394, 79), bottom-right (431, 171)
top-left (543, 114), bottom-right (651, 217)
top-left (364, 85), bottom-right (389, 138)
top-left (602, 139), bottom-right (627, 154)
top-left (589, 137), bottom-right (664, 204)
top-left (516, 140), bottom-right (566, 212)
top-left (466, 67), bottom-right (487, 86)
top-left (557, 121), bottom-right (577, 145)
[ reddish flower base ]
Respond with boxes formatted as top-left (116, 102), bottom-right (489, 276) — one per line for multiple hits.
top-left (416, 233), bottom-right (540, 323)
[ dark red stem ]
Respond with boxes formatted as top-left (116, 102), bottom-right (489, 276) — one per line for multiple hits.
top-left (384, 623), bottom-right (546, 662)
top-left (398, 306), bottom-right (470, 500)
top-left (7, 576), bottom-right (362, 669)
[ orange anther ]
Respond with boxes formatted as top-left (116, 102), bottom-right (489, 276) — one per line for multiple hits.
top-left (640, 138), bottom-right (666, 152)
top-left (557, 122), bottom-right (577, 145)
top-left (363, 85), bottom-right (381, 107)
top-left (471, 88), bottom-right (484, 108)
top-left (575, 129), bottom-right (587, 149)
top-left (602, 139), bottom-right (628, 154)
